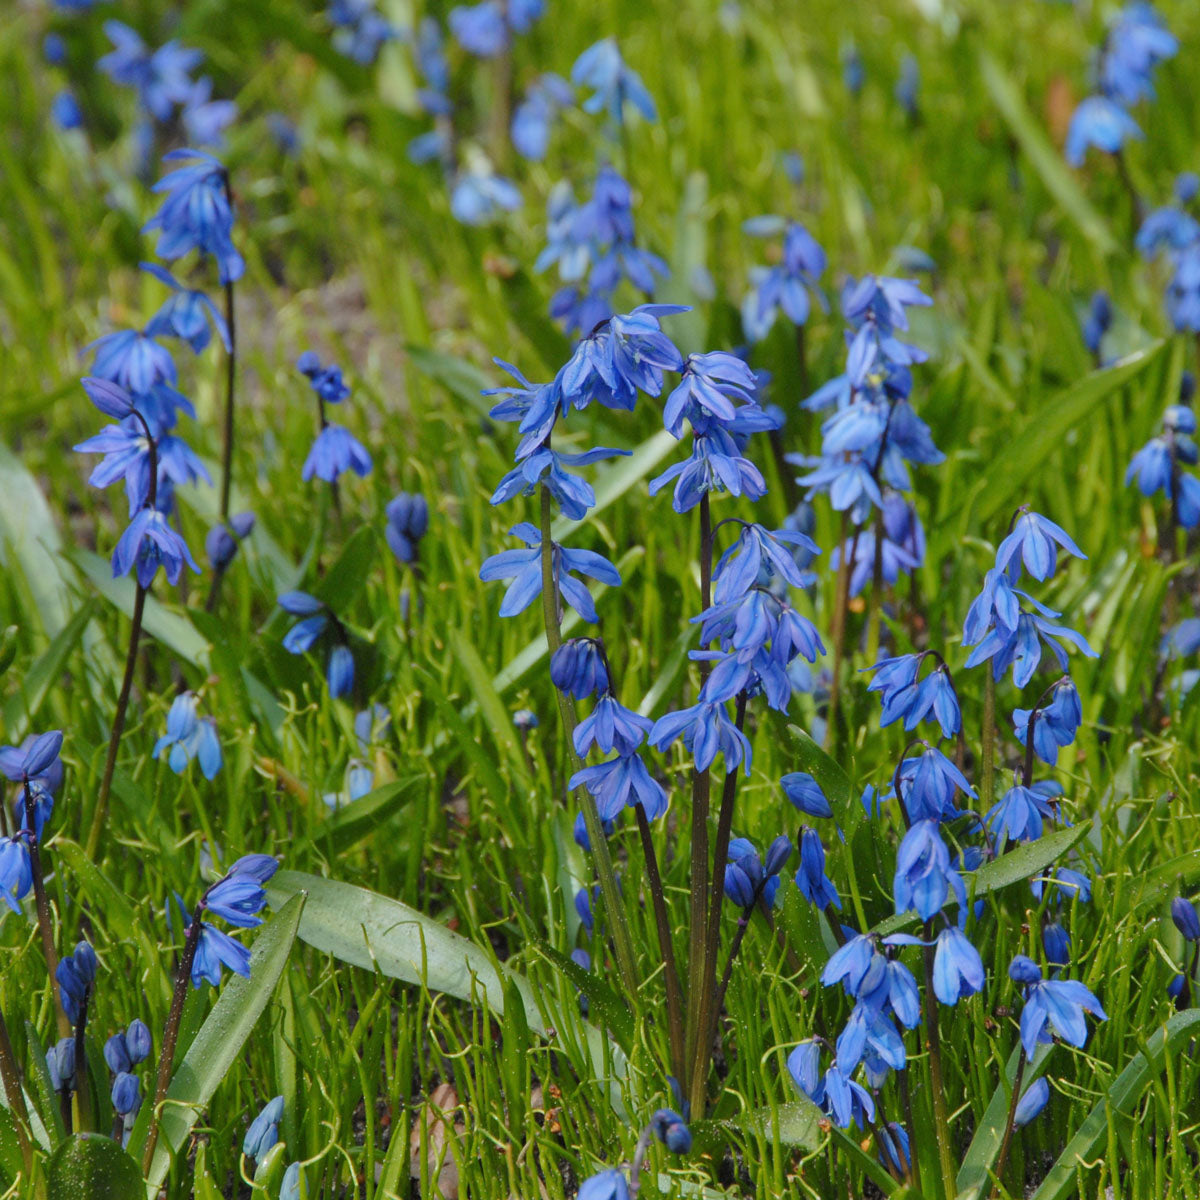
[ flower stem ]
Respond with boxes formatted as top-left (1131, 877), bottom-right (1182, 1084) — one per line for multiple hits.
top-left (84, 581), bottom-right (148, 861)
top-left (0, 1009), bottom-right (33, 1176)
top-left (704, 910), bottom-right (751, 1058)
top-left (28, 837), bottom-right (71, 1038)
top-left (72, 985), bottom-right (93, 1133)
top-left (897, 1067), bottom-right (922, 1194)
top-left (536, 485), bottom-right (639, 997)
top-left (218, 248), bottom-right (238, 521)
top-left (143, 905), bottom-right (204, 1176)
top-left (634, 803), bottom-right (685, 1083)
top-left (824, 512), bottom-right (851, 751)
top-left (922, 926), bottom-right (958, 1200)
top-left (988, 1049), bottom-right (1027, 1200)
top-left (684, 496), bottom-right (715, 1112)
top-left (865, 511), bottom-right (885, 664)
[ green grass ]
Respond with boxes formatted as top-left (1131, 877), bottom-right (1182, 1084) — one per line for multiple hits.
top-left (3, 0), bottom-right (1200, 1197)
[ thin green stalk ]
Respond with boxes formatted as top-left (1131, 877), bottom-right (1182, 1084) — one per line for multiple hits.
top-left (704, 908), bottom-right (751, 1058)
top-left (218, 169), bottom-right (238, 522)
top-left (537, 485), bottom-right (638, 996)
top-left (0, 1009), bottom-right (33, 1177)
top-left (980, 672), bottom-right (996, 812)
top-left (634, 804), bottom-right (685, 1081)
top-left (684, 496), bottom-right (715, 1112)
top-left (865, 511), bottom-right (885, 664)
top-left (84, 581), bottom-right (147, 861)
top-left (143, 906), bottom-right (204, 1175)
top-left (922, 925), bottom-right (958, 1200)
top-left (898, 1067), bottom-right (922, 1194)
top-left (71, 985), bottom-right (93, 1134)
top-left (988, 1049), bottom-right (1027, 1200)
top-left (824, 512), bottom-right (851, 751)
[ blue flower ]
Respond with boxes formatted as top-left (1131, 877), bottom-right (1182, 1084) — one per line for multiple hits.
top-left (1031, 864), bottom-right (1091, 906)
top-left (1013, 678), bottom-right (1082, 764)
top-left (153, 692), bottom-right (222, 779)
top-left (450, 167), bottom-right (522, 225)
top-left (142, 263), bottom-right (230, 354)
top-left (550, 640), bottom-right (609, 699)
top-left (385, 493), bottom-right (429, 564)
top-left (996, 511), bottom-right (1087, 582)
top-left (1171, 896), bottom-right (1200, 941)
top-left (895, 54), bottom-right (919, 117)
top-left (569, 753), bottom-right (667, 821)
top-left (191, 919), bottom-right (251, 987)
top-left (144, 149), bottom-right (244, 284)
top-left (795, 827), bottom-right (840, 910)
top-left (893, 821), bottom-right (965, 920)
top-left (835, 1002), bottom-right (906, 1076)
top-left (648, 699), bottom-right (752, 774)
top-left (1099, 3), bottom-right (1177, 105)
top-left (52, 91), bottom-right (83, 130)
top-left (572, 809), bottom-right (615, 851)
top-left (112, 1073), bottom-right (142, 1117)
top-left (491, 444), bottom-right (628, 520)
top-left (479, 523), bottom-right (620, 623)
top-left (206, 511), bottom-right (255, 570)
top-left (741, 222), bottom-right (827, 341)
top-left (962, 567), bottom-right (1021, 646)
top-left (297, 352), bottom-right (351, 404)
top-left (56, 940), bottom-right (97, 1025)
top-left (449, 2), bottom-right (508, 56)
top-left (1065, 96), bottom-right (1142, 166)
top-left (203, 855), bottom-right (278, 927)
top-left (821, 931), bottom-right (876, 994)
top-left (303, 424), bottom-right (373, 482)
top-left (577, 1169), bottom-right (631, 1200)
top-left (571, 39), bottom-right (656, 126)
top-left (650, 1108), bottom-right (691, 1154)
top-left (663, 352), bottom-right (759, 437)
top-left (1082, 290), bottom-right (1113, 357)
top-left (781, 772), bottom-right (832, 819)
top-left (649, 427), bottom-right (768, 513)
top-left (932, 926), bottom-right (985, 1004)
top-left (512, 74), bottom-right (571, 160)
top-left (986, 782), bottom-right (1059, 842)
top-left (713, 522), bottom-right (819, 603)
top-left (1012, 957), bottom-right (1107, 1055)
top-left (965, 608), bottom-right (1097, 688)
top-left (97, 21), bottom-right (202, 123)
top-left (822, 1065), bottom-right (874, 1129)
top-left (1014, 1077), bottom-right (1050, 1127)
top-left (1137, 206), bottom-right (1200, 257)
top-left (878, 1122), bottom-right (912, 1175)
top-left (786, 1039), bottom-right (824, 1104)
top-left (180, 76), bottom-right (238, 148)
top-left (1043, 920), bottom-right (1071, 968)
top-left (573, 696), bottom-right (653, 757)
top-left (85, 329), bottom-right (178, 396)
top-left (243, 1095), bottom-right (284, 1158)
top-left (0, 838), bottom-right (33, 913)
top-left (113, 508), bottom-right (200, 587)
top-left (893, 745), bottom-right (976, 824)
top-left (329, 0), bottom-right (397, 64)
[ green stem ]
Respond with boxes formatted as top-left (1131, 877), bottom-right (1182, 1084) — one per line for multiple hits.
top-left (0, 1008), bottom-right (33, 1177)
top-left (980, 672), bottom-right (996, 813)
top-left (85, 582), bottom-right (147, 861)
top-left (922, 927), bottom-right (958, 1200)
top-left (898, 1067), bottom-right (922, 1194)
top-left (704, 909), bottom-right (751, 1059)
top-left (218, 256), bottom-right (237, 522)
top-left (824, 512), bottom-right (851, 751)
top-left (634, 803), bottom-right (685, 1079)
top-left (537, 485), bottom-right (638, 997)
top-left (143, 906), bottom-right (204, 1176)
top-left (865, 511), bottom-right (885, 664)
top-left (988, 1050), bottom-right (1027, 1200)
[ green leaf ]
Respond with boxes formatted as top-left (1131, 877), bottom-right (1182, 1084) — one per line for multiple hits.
top-left (956, 1044), bottom-right (1053, 1199)
top-left (532, 941), bottom-right (634, 1053)
top-left (1, 599), bottom-right (93, 742)
top-left (967, 344), bottom-right (1164, 529)
top-left (23, 1023), bottom-right (66, 1149)
top-left (46, 1134), bottom-right (142, 1200)
top-left (265, 870), bottom-right (548, 1034)
top-left (136, 894), bottom-right (305, 1192)
top-left (1029, 1009), bottom-right (1200, 1200)
top-left (312, 525), bottom-right (377, 613)
top-left (448, 629), bottom-right (532, 787)
top-left (297, 779), bottom-right (419, 858)
top-left (977, 49), bottom-right (1116, 254)
top-left (873, 824), bottom-right (1089, 938)
top-left (0, 438), bottom-right (71, 636)
top-left (1129, 848), bottom-right (1200, 917)
top-left (68, 549), bottom-right (211, 669)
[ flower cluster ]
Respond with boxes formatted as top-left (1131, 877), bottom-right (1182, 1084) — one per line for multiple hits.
top-left (1065, 3), bottom-right (1176, 166)
top-left (297, 351), bottom-right (374, 484)
top-left (153, 692), bottom-right (223, 780)
top-left (741, 217), bottom-right (827, 343)
top-left (181, 854), bottom-right (279, 988)
top-left (327, 0), bottom-right (397, 65)
top-left (1137, 183), bottom-right (1200, 331)
top-left (278, 591), bottom-right (357, 699)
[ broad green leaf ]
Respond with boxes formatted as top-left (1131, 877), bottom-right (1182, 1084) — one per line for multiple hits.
top-left (297, 779), bottom-right (419, 858)
top-left (977, 49), bottom-right (1115, 254)
top-left (1030, 1009), bottom-right (1200, 1200)
top-left (0, 438), bottom-right (71, 636)
top-left (23, 1023), bottom-right (66, 1149)
top-left (191, 1142), bottom-right (224, 1200)
top-left (873, 824), bottom-right (1089, 938)
top-left (265, 870), bottom-right (548, 1034)
top-left (137, 894), bottom-right (305, 1193)
top-left (956, 1044), bottom-right (1053, 1199)
top-left (407, 345), bottom-right (495, 419)
top-left (68, 549), bottom-right (211, 669)
top-left (47, 1134), bottom-right (142, 1200)
top-left (312, 524), bottom-right (377, 613)
top-left (0, 599), bottom-right (93, 742)
top-left (967, 343), bottom-right (1164, 529)
top-left (0, 1105), bottom-right (24, 1183)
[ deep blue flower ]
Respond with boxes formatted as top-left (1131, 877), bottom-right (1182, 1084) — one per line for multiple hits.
top-left (822, 1065), bottom-right (875, 1129)
top-left (1083, 290), bottom-right (1113, 356)
top-left (512, 74), bottom-right (572, 160)
top-left (1014, 1077), bottom-right (1050, 1127)
top-left (986, 782), bottom-right (1059, 842)
top-left (932, 926), bottom-right (985, 1004)
top-left (206, 511), bottom-right (255, 569)
top-left (0, 838), bottom-right (33, 914)
top-left (996, 511), bottom-right (1086, 582)
top-left (723, 857), bottom-right (758, 908)
top-left (1013, 958), bottom-right (1106, 1055)
top-left (836, 1002), bottom-right (906, 1076)
top-left (1137, 206), bottom-right (1200, 257)
top-left (712, 523), bottom-right (819, 604)
top-left (180, 76), bottom-right (238, 148)
top-left (663, 352), bottom-right (759, 437)
top-left (449, 2), bottom-right (508, 56)
top-left (821, 931), bottom-right (876, 994)
top-left (330, 0), bottom-right (397, 63)
top-left (573, 697), bottom-right (652, 757)
top-left (795, 827), bottom-right (840, 910)
top-left (1043, 920), bottom-right (1072, 968)
top-left (142, 263), bottom-right (231, 353)
top-left (786, 1039), bottom-right (824, 1105)
top-left (648, 699), bottom-right (752, 774)
top-left (741, 221), bottom-right (827, 341)
top-left (112, 1073), bottom-right (141, 1117)
top-left (649, 427), bottom-right (769, 513)
top-left (190, 919), bottom-right (251, 987)
top-left (962, 567), bottom-right (1021, 646)
top-left (385, 493), bottom-right (429, 564)
top-left (1014, 677), bottom-right (1082, 764)
top-left (577, 1169), bottom-right (631, 1200)
top-left (56, 940), bottom-right (96, 1025)
top-left (842, 42), bottom-right (864, 95)
top-left (572, 809), bottom-right (615, 851)
top-left (1031, 863), bottom-right (1091, 906)
top-left (650, 1108), bottom-right (691, 1154)
top-left (479, 523), bottom-right (620, 623)
top-left (153, 692), bottom-right (222, 779)
top-left (1099, 2), bottom-right (1177, 105)
top-left (105, 1034), bottom-right (132, 1076)
top-left (144, 149), bottom-right (244, 284)
top-left (781, 772), bottom-right (833, 819)
top-left (204, 856), bottom-right (277, 927)
top-left (878, 1122), bottom-right (912, 1175)
top-left (85, 329), bottom-right (177, 395)
top-left (893, 745), bottom-right (976, 824)
top-left (297, 351), bottom-right (351, 404)
top-left (893, 821), bottom-right (965, 920)
top-left (243, 1095), bottom-right (284, 1158)
top-left (1065, 96), bottom-right (1142, 166)
top-left (491, 444), bottom-right (627, 520)
top-left (571, 38), bottom-right (656, 125)
top-left (1172, 896), bottom-right (1200, 941)
top-left (303, 424), bottom-right (372, 482)
top-left (52, 91), bottom-right (83, 130)
top-left (550, 640), bottom-right (608, 698)
top-left (97, 21), bottom-right (202, 123)
top-left (569, 753), bottom-right (667, 821)
top-left (113, 508), bottom-right (200, 587)
top-left (965, 608), bottom-right (1096, 688)
top-left (47, 1039), bottom-right (75, 1092)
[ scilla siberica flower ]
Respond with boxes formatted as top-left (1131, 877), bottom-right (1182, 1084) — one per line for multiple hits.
top-left (865, 651), bottom-right (961, 739)
top-left (571, 38), bottom-right (656, 126)
top-left (986, 779), bottom-right (1061, 843)
top-left (795, 827), bottom-right (840, 910)
top-left (1013, 676), bottom-right (1082, 764)
top-left (1009, 955), bottom-right (1106, 1055)
top-left (450, 162), bottom-right (523, 226)
top-left (577, 1168), bottom-right (631, 1200)
top-left (740, 218), bottom-right (827, 343)
top-left (893, 821), bottom-right (966, 920)
top-left (185, 855), bottom-right (279, 987)
top-left (512, 74), bottom-right (572, 161)
top-left (97, 21), bottom-right (202, 124)
top-left (328, 0), bottom-right (397, 64)
top-left (278, 591), bottom-right (356, 698)
top-left (550, 639), bottom-right (609, 698)
top-left (448, 0), bottom-right (544, 57)
top-left (153, 691), bottom-right (222, 779)
top-left (56, 940), bottom-right (97, 1025)
top-left (144, 149), bottom-right (244, 284)
top-left (243, 1095), bottom-right (285, 1159)
top-left (385, 492), bottom-right (429, 564)
top-left (141, 262), bottom-right (230, 354)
